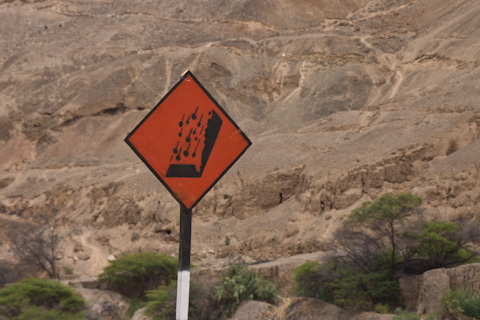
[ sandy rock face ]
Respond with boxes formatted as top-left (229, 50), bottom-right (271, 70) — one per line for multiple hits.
top-left (270, 297), bottom-right (393, 320)
top-left (131, 307), bottom-right (150, 320)
top-left (400, 263), bottom-right (480, 314)
top-left (229, 300), bottom-right (276, 320)
top-left (0, 0), bottom-right (480, 278)
top-left (73, 287), bottom-right (130, 320)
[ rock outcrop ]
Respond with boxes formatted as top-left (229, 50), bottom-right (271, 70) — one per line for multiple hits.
top-left (73, 287), bottom-right (130, 320)
top-left (229, 300), bottom-right (276, 320)
top-left (400, 263), bottom-right (480, 315)
top-left (270, 297), bottom-right (393, 320)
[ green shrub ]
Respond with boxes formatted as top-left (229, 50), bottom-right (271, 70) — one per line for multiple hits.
top-left (373, 303), bottom-right (390, 314)
top-left (215, 264), bottom-right (277, 317)
top-left (0, 278), bottom-right (85, 320)
top-left (294, 260), bottom-right (399, 310)
top-left (327, 263), bottom-right (398, 310)
top-left (128, 297), bottom-right (147, 318)
top-left (144, 282), bottom-right (176, 320)
top-left (460, 290), bottom-right (480, 318)
top-left (442, 287), bottom-right (480, 319)
top-left (415, 221), bottom-right (478, 270)
top-left (392, 308), bottom-right (421, 320)
top-left (293, 261), bottom-right (334, 302)
top-left (144, 281), bottom-right (221, 320)
top-left (98, 252), bottom-right (177, 297)
top-left (256, 277), bottom-right (277, 302)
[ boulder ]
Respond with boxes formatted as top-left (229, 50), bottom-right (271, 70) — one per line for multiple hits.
top-left (398, 274), bottom-right (422, 311)
top-left (230, 300), bottom-right (277, 320)
top-left (349, 312), bottom-right (394, 320)
top-left (132, 307), bottom-right (151, 320)
top-left (276, 297), bottom-right (343, 320)
top-left (416, 268), bottom-right (450, 314)
top-left (399, 263), bottom-right (480, 314)
top-left (75, 287), bottom-right (129, 320)
top-left (272, 298), bottom-right (394, 320)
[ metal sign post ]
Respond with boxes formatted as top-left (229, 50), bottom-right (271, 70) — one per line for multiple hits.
top-left (125, 70), bottom-right (251, 319)
top-left (176, 205), bottom-right (192, 320)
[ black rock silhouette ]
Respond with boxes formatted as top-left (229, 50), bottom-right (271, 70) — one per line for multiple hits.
top-left (167, 110), bottom-right (222, 178)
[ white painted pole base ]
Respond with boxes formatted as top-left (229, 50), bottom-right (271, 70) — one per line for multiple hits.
top-left (176, 270), bottom-right (190, 320)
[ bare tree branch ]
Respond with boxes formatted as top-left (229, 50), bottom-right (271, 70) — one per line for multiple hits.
top-left (7, 215), bottom-right (61, 279)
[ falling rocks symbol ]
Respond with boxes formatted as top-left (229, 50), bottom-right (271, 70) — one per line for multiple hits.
top-left (167, 110), bottom-right (222, 178)
top-left (124, 70), bottom-right (251, 209)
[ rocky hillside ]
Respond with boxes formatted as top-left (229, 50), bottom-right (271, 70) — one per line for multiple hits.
top-left (1, 0), bottom-right (479, 278)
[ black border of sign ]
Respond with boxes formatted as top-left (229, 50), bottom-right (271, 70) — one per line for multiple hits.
top-left (124, 70), bottom-right (252, 210)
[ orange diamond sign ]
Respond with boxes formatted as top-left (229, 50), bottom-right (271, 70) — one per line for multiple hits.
top-left (125, 71), bottom-right (251, 209)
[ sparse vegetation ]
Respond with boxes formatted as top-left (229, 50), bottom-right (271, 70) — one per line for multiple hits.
top-left (293, 260), bottom-right (334, 302)
top-left (392, 308), bottom-right (421, 320)
top-left (342, 192), bottom-right (422, 279)
top-left (373, 303), bottom-right (390, 314)
top-left (416, 220), bottom-right (480, 270)
top-left (442, 287), bottom-right (480, 319)
top-left (127, 297), bottom-right (147, 318)
top-left (215, 263), bottom-right (277, 318)
top-left (144, 281), bottom-right (176, 320)
top-left (144, 281), bottom-right (220, 320)
top-left (98, 252), bottom-right (177, 297)
top-left (0, 278), bottom-right (85, 320)
top-left (0, 261), bottom-right (15, 288)
top-left (7, 215), bottom-right (62, 279)
top-left (293, 193), bottom-right (480, 311)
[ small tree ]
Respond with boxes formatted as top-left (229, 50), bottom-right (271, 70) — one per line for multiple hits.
top-left (415, 221), bottom-right (479, 269)
top-left (7, 215), bottom-right (61, 280)
top-left (343, 193), bottom-right (422, 277)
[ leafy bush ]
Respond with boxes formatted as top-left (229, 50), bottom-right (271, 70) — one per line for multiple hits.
top-left (144, 281), bottom-right (221, 320)
top-left (98, 252), bottom-right (177, 297)
top-left (461, 290), bottom-right (480, 319)
top-left (442, 287), bottom-right (480, 319)
top-left (373, 303), bottom-right (390, 314)
top-left (128, 297), bottom-right (147, 318)
top-left (415, 221), bottom-right (478, 270)
top-left (215, 264), bottom-right (277, 317)
top-left (326, 262), bottom-right (400, 310)
top-left (0, 278), bottom-right (85, 320)
top-left (392, 308), bottom-right (421, 320)
top-left (256, 277), bottom-right (277, 302)
top-left (144, 282), bottom-right (176, 320)
top-left (293, 261), bottom-right (334, 302)
top-left (327, 263), bottom-right (371, 309)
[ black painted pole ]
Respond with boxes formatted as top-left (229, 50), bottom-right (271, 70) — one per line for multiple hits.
top-left (176, 205), bottom-right (192, 320)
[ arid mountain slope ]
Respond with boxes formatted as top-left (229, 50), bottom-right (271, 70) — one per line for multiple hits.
top-left (0, 0), bottom-right (479, 276)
